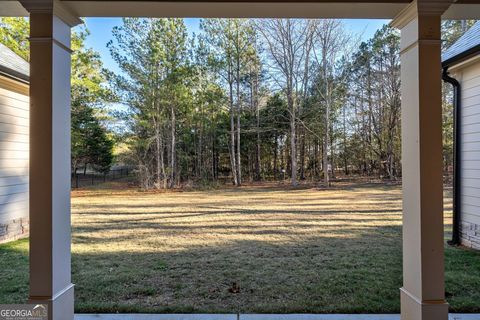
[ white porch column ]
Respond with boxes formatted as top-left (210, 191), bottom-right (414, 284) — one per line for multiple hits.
top-left (391, 1), bottom-right (451, 320)
top-left (20, 1), bottom-right (81, 319)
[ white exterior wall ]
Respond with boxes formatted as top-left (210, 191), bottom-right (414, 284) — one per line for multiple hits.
top-left (454, 57), bottom-right (480, 249)
top-left (0, 78), bottom-right (29, 243)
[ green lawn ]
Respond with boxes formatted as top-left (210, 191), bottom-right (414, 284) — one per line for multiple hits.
top-left (0, 182), bottom-right (479, 313)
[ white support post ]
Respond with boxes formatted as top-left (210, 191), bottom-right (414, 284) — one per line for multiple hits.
top-left (20, 1), bottom-right (81, 319)
top-left (391, 1), bottom-right (451, 319)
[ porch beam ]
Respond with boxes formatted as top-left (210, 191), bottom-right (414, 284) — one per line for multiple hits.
top-left (391, 1), bottom-right (451, 319)
top-left (20, 0), bottom-right (81, 319)
top-left (4, 1), bottom-right (480, 19)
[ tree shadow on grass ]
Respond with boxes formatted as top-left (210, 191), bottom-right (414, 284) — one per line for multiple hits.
top-left (68, 226), bottom-right (480, 314)
top-left (1, 226), bottom-right (479, 314)
top-left (71, 228), bottom-right (404, 314)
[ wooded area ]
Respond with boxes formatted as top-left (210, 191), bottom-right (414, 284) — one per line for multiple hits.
top-left (0, 18), bottom-right (474, 189)
top-left (109, 18), bottom-right (404, 188)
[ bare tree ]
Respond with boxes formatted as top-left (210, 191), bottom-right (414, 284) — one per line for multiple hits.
top-left (257, 19), bottom-right (315, 186)
top-left (245, 33), bottom-right (264, 181)
top-left (202, 19), bottom-right (253, 186)
top-left (202, 19), bottom-right (239, 185)
top-left (312, 20), bottom-right (353, 186)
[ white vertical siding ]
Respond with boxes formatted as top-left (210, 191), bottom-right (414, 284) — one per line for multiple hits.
top-left (458, 59), bottom-right (480, 248)
top-left (0, 85), bottom-right (29, 234)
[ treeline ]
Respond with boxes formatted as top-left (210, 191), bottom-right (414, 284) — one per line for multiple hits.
top-left (110, 18), bottom-right (407, 188)
top-left (1, 17), bottom-right (469, 189)
top-left (0, 18), bottom-right (115, 176)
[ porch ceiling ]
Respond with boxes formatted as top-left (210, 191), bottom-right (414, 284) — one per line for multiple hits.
top-left (1, 0), bottom-right (480, 19)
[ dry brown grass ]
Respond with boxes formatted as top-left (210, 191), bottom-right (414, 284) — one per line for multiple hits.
top-left (71, 182), bottom-right (404, 256)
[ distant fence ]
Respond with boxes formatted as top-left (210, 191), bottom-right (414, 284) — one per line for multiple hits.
top-left (71, 166), bottom-right (135, 189)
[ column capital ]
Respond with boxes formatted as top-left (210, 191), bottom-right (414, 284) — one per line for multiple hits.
top-left (391, 0), bottom-right (453, 29)
top-left (19, 0), bottom-right (82, 27)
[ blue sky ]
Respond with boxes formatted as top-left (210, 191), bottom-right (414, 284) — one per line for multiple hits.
top-left (80, 18), bottom-right (390, 75)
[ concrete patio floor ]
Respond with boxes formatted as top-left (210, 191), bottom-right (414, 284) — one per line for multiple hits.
top-left (74, 314), bottom-right (480, 320)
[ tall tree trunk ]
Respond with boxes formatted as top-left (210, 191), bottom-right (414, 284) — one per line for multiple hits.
top-left (198, 108), bottom-right (204, 179)
top-left (170, 105), bottom-right (176, 189)
top-left (236, 62), bottom-right (242, 186)
top-left (273, 134), bottom-right (278, 180)
top-left (300, 129), bottom-right (305, 180)
top-left (323, 96), bottom-right (330, 186)
top-left (289, 93), bottom-right (297, 186)
top-left (236, 112), bottom-right (241, 185)
top-left (323, 133), bottom-right (329, 186)
top-left (161, 139), bottom-right (167, 188)
top-left (255, 85), bottom-right (261, 181)
top-left (229, 81), bottom-right (238, 186)
top-left (342, 103), bottom-right (348, 175)
top-left (281, 138), bottom-right (285, 182)
top-left (212, 137), bottom-right (216, 180)
top-left (154, 104), bottom-right (166, 189)
top-left (155, 124), bottom-right (162, 189)
top-left (322, 48), bottom-right (330, 186)
top-left (255, 131), bottom-right (261, 181)
top-left (314, 138), bottom-right (318, 179)
top-left (330, 124), bottom-right (336, 179)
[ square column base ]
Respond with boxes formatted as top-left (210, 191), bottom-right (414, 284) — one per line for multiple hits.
top-left (400, 287), bottom-right (448, 320)
top-left (29, 284), bottom-right (74, 320)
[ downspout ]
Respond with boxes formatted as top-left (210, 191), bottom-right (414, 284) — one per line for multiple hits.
top-left (442, 67), bottom-right (461, 246)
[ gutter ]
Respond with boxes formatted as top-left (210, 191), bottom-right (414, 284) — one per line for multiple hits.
top-left (0, 65), bottom-right (29, 84)
top-left (442, 67), bottom-right (461, 246)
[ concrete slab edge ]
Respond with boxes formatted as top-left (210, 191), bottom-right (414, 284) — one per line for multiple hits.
top-left (74, 314), bottom-right (480, 320)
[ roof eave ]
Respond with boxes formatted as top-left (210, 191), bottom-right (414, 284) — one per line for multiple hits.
top-left (442, 44), bottom-right (480, 68)
top-left (0, 65), bottom-right (29, 84)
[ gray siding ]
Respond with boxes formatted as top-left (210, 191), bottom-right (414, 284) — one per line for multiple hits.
top-left (0, 86), bottom-right (29, 243)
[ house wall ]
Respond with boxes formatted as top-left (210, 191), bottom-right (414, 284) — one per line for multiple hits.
top-left (0, 75), bottom-right (29, 243)
top-left (454, 57), bottom-right (480, 250)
